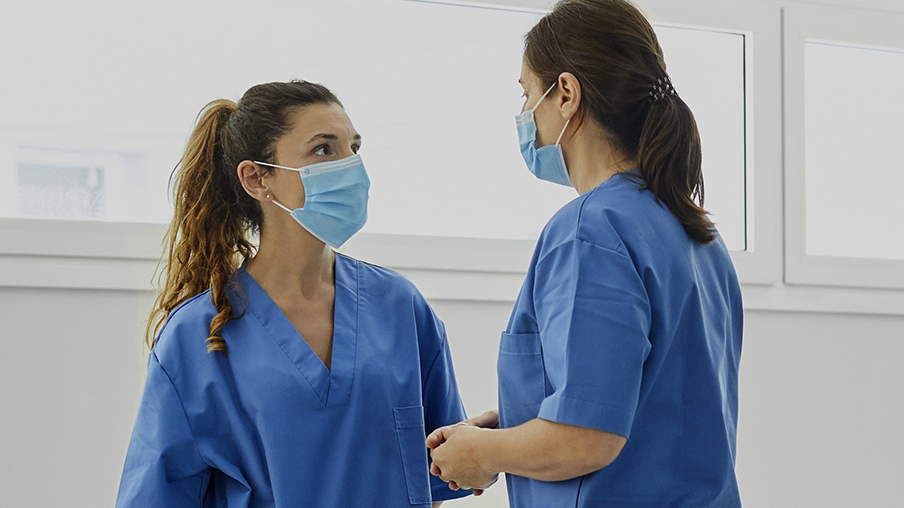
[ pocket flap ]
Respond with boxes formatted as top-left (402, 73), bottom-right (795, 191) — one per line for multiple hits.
top-left (394, 405), bottom-right (426, 429)
top-left (499, 332), bottom-right (542, 354)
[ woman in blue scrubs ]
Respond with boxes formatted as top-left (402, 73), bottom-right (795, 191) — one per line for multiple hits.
top-left (116, 81), bottom-right (470, 507)
top-left (428, 0), bottom-right (743, 506)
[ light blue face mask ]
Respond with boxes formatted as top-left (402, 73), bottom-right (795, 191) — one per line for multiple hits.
top-left (515, 82), bottom-right (572, 187)
top-left (255, 154), bottom-right (370, 248)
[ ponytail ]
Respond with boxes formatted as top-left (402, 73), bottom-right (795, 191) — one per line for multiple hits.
top-left (146, 99), bottom-right (255, 353)
top-left (637, 96), bottom-right (715, 244)
top-left (525, 0), bottom-right (718, 245)
top-left (145, 81), bottom-right (342, 353)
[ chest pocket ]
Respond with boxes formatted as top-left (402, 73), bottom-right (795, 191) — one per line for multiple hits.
top-left (394, 405), bottom-right (431, 506)
top-left (497, 332), bottom-right (548, 428)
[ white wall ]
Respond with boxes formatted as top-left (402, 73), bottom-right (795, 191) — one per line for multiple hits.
top-left (0, 287), bottom-right (152, 507)
top-left (2, 289), bottom-right (903, 507)
top-left (3, 0), bottom-right (904, 507)
top-left (735, 310), bottom-right (904, 508)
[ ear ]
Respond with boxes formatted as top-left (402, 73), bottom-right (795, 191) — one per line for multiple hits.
top-left (237, 160), bottom-right (270, 202)
top-left (555, 72), bottom-right (582, 121)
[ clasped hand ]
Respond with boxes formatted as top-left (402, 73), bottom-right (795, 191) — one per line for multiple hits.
top-left (426, 410), bottom-right (500, 495)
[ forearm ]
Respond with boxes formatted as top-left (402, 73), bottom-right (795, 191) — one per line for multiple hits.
top-left (476, 418), bottom-right (626, 482)
top-left (432, 502), bottom-right (442, 508)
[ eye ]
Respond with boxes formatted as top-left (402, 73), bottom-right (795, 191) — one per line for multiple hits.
top-left (313, 145), bottom-right (331, 156)
top-left (351, 144), bottom-right (360, 154)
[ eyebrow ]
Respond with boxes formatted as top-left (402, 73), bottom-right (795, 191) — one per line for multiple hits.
top-left (307, 133), bottom-right (363, 143)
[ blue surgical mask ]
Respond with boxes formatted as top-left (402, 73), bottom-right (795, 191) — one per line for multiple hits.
top-left (515, 82), bottom-right (572, 187)
top-left (255, 154), bottom-right (370, 248)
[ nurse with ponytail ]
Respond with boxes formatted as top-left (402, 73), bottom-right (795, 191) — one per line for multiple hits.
top-left (115, 81), bottom-right (470, 507)
top-left (427, 1), bottom-right (744, 506)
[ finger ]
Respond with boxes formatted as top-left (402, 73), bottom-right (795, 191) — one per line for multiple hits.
top-left (430, 462), bottom-right (442, 477)
top-left (448, 480), bottom-right (459, 491)
top-left (473, 489), bottom-right (484, 496)
top-left (425, 428), bottom-right (446, 449)
top-left (467, 410), bottom-right (499, 429)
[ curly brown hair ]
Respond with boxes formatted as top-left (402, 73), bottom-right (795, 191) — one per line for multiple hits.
top-left (146, 81), bottom-right (341, 353)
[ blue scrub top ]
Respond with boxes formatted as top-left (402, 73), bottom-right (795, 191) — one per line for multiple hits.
top-left (116, 254), bottom-right (470, 507)
top-left (499, 172), bottom-right (743, 507)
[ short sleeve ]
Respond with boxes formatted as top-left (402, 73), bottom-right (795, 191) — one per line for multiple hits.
top-left (534, 238), bottom-right (652, 438)
top-left (116, 352), bottom-right (209, 507)
top-left (416, 304), bottom-right (472, 502)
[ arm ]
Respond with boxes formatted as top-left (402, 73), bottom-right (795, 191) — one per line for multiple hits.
top-left (416, 301), bottom-right (475, 501)
top-left (428, 416), bottom-right (625, 488)
top-left (116, 352), bottom-right (209, 507)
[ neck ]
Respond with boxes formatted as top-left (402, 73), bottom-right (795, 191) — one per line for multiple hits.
top-left (247, 219), bottom-right (335, 298)
top-left (563, 120), bottom-right (636, 194)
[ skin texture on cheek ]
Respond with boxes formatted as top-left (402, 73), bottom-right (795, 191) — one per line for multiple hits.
top-left (267, 162), bottom-right (307, 211)
top-left (261, 102), bottom-right (360, 219)
top-left (521, 64), bottom-right (563, 148)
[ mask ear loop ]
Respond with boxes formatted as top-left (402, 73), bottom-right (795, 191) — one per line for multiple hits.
top-left (534, 81), bottom-right (570, 145)
top-left (531, 81), bottom-right (558, 112)
top-left (255, 161), bottom-right (303, 212)
top-left (270, 198), bottom-right (293, 213)
top-left (254, 161), bottom-right (301, 172)
top-left (555, 118), bottom-right (571, 146)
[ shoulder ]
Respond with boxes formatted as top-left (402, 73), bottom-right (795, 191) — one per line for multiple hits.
top-left (340, 253), bottom-right (426, 304)
top-left (541, 173), bottom-right (659, 256)
top-left (152, 290), bottom-right (217, 365)
top-left (577, 172), bottom-right (682, 250)
top-left (340, 253), bottom-right (444, 334)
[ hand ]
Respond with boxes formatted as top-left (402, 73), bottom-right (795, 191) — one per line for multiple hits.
top-left (428, 424), bottom-right (499, 493)
top-left (426, 410), bottom-right (499, 450)
top-left (463, 410), bottom-right (499, 430)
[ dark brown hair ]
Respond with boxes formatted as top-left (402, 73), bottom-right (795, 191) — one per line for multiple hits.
top-left (524, 0), bottom-right (715, 243)
top-left (147, 81), bottom-right (341, 352)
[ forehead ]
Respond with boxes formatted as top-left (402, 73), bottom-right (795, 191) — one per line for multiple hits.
top-left (284, 102), bottom-right (357, 139)
top-left (519, 61), bottom-right (541, 88)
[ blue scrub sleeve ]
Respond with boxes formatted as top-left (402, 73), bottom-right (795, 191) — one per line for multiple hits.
top-left (535, 239), bottom-right (652, 438)
top-left (419, 318), bottom-right (472, 502)
top-left (116, 353), bottom-right (209, 507)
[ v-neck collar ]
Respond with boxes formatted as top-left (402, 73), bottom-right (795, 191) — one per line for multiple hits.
top-left (237, 253), bottom-right (358, 407)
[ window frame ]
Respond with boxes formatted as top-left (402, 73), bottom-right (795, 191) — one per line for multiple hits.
top-left (0, 0), bottom-right (773, 284)
top-left (6, 0), bottom-right (903, 316)
top-left (783, 2), bottom-right (904, 290)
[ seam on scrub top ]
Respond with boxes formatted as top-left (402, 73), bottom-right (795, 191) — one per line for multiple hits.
top-left (534, 236), bottom-right (633, 272)
top-left (347, 255), bottom-right (360, 402)
top-left (152, 351), bottom-right (210, 469)
top-left (573, 182), bottom-right (634, 257)
top-left (574, 235), bottom-right (632, 261)
top-left (546, 393), bottom-right (635, 414)
top-left (420, 321), bottom-right (447, 392)
top-left (155, 290), bottom-right (214, 344)
top-left (243, 308), bottom-right (325, 399)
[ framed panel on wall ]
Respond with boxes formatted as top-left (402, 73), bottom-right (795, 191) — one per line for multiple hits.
top-left (0, 0), bottom-right (780, 293)
top-left (784, 3), bottom-right (904, 290)
top-left (635, 0), bottom-right (783, 286)
top-left (349, 0), bottom-right (782, 287)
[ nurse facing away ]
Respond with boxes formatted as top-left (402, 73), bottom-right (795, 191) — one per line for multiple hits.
top-left (427, 0), bottom-right (744, 506)
top-left (115, 81), bottom-right (471, 507)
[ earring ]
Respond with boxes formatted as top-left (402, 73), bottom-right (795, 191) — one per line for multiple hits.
top-left (265, 194), bottom-right (271, 199)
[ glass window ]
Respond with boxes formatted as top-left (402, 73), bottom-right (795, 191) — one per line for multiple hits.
top-left (804, 40), bottom-right (904, 261)
top-left (0, 0), bottom-right (750, 248)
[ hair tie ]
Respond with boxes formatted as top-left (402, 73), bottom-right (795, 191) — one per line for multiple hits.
top-left (649, 76), bottom-right (677, 103)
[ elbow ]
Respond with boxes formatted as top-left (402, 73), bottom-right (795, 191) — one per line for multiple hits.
top-left (583, 433), bottom-right (627, 473)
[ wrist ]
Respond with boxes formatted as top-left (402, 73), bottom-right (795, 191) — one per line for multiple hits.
top-left (473, 427), bottom-right (502, 476)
